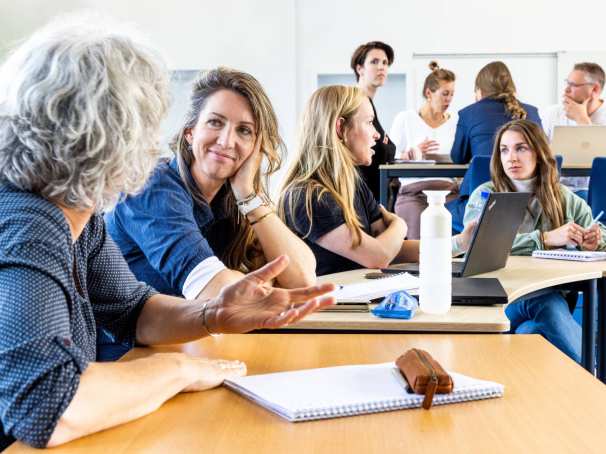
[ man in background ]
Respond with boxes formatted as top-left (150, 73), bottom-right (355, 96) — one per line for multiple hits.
top-left (540, 62), bottom-right (606, 198)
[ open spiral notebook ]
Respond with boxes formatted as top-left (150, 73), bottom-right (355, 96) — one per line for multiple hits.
top-left (224, 362), bottom-right (504, 422)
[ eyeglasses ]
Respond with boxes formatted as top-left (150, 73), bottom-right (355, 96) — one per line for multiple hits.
top-left (564, 79), bottom-right (594, 88)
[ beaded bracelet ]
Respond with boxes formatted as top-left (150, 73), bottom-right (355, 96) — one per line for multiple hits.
top-left (249, 210), bottom-right (274, 226)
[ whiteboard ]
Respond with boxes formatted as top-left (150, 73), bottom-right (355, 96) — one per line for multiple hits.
top-left (410, 53), bottom-right (558, 115)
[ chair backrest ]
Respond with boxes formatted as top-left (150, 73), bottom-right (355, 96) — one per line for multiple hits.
top-left (466, 155), bottom-right (492, 194)
top-left (555, 155), bottom-right (563, 174)
top-left (588, 157), bottom-right (606, 218)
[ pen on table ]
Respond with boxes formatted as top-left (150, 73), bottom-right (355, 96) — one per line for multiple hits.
top-left (592, 210), bottom-right (604, 225)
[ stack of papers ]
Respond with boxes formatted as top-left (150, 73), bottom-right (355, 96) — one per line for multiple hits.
top-left (331, 273), bottom-right (419, 303)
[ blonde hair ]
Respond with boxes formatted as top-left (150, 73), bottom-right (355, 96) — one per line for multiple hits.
top-left (475, 61), bottom-right (527, 120)
top-left (491, 119), bottom-right (564, 229)
top-left (278, 85), bottom-right (366, 247)
top-left (170, 67), bottom-right (285, 272)
top-left (0, 15), bottom-right (169, 211)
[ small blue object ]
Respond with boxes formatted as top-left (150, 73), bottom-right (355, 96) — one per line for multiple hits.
top-left (371, 290), bottom-right (418, 319)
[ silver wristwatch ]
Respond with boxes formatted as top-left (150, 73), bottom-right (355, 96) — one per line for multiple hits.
top-left (237, 194), bottom-right (270, 216)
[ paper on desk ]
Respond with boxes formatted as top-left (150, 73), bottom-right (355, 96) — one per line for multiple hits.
top-left (331, 273), bottom-right (419, 303)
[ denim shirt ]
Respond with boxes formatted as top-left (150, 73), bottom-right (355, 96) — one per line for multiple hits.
top-left (0, 184), bottom-right (154, 449)
top-left (105, 158), bottom-right (234, 297)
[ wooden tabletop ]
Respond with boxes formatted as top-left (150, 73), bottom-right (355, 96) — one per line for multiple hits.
top-left (284, 255), bottom-right (606, 332)
top-left (8, 334), bottom-right (606, 454)
top-left (477, 255), bottom-right (605, 301)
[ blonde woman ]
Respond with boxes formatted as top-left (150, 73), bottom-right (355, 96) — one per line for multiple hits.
top-left (279, 85), bottom-right (473, 276)
top-left (106, 68), bottom-right (316, 300)
top-left (464, 119), bottom-right (606, 362)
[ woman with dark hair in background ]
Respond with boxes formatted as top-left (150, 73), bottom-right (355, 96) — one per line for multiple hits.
top-left (448, 61), bottom-right (542, 228)
top-left (350, 41), bottom-right (396, 200)
top-left (390, 61), bottom-right (458, 239)
top-left (106, 67), bottom-right (317, 301)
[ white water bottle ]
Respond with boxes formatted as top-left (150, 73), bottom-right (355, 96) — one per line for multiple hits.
top-left (419, 190), bottom-right (452, 314)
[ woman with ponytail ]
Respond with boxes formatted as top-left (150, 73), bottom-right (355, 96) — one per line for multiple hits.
top-left (450, 61), bottom-right (542, 164)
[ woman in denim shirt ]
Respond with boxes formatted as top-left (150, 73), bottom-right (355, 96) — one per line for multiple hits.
top-left (106, 68), bottom-right (316, 300)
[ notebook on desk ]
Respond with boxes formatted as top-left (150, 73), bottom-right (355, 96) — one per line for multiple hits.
top-left (532, 249), bottom-right (606, 262)
top-left (224, 362), bottom-right (504, 422)
top-left (384, 192), bottom-right (530, 277)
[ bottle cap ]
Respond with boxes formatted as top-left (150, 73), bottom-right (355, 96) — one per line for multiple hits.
top-left (423, 190), bottom-right (450, 204)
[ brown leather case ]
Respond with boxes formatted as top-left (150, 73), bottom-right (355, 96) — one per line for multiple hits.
top-left (396, 348), bottom-right (454, 409)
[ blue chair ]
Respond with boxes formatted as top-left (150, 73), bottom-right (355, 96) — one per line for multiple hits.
top-left (555, 155), bottom-right (563, 174)
top-left (587, 157), bottom-right (606, 217)
top-left (447, 155), bottom-right (492, 233)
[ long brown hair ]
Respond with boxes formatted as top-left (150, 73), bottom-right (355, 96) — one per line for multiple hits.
top-left (491, 119), bottom-right (564, 229)
top-left (170, 67), bottom-right (285, 272)
top-left (278, 85), bottom-right (366, 247)
top-left (475, 61), bottom-right (527, 120)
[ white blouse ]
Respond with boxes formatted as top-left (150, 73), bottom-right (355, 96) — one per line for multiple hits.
top-left (389, 109), bottom-right (458, 186)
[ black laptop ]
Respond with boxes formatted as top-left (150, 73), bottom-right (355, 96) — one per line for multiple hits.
top-left (384, 192), bottom-right (531, 278)
top-left (405, 277), bottom-right (507, 305)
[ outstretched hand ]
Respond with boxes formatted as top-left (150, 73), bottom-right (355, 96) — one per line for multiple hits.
top-left (206, 255), bottom-right (335, 333)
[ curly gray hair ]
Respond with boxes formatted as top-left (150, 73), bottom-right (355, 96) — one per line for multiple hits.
top-left (0, 16), bottom-right (170, 210)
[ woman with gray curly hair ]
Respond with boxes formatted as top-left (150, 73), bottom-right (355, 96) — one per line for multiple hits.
top-left (0, 18), bottom-right (334, 450)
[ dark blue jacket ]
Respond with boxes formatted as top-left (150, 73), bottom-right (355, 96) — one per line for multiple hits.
top-left (450, 97), bottom-right (542, 168)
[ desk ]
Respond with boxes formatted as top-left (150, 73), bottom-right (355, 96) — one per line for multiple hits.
top-left (7, 334), bottom-right (606, 453)
top-left (288, 256), bottom-right (605, 373)
top-left (379, 163), bottom-right (592, 206)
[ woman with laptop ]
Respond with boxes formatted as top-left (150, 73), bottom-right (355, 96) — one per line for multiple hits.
top-left (278, 85), bottom-right (475, 276)
top-left (463, 119), bottom-right (606, 362)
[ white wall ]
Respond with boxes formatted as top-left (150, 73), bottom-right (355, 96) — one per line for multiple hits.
top-left (4, 0), bottom-right (606, 190)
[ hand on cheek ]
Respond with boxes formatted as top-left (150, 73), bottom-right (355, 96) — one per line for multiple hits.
top-left (230, 139), bottom-right (262, 200)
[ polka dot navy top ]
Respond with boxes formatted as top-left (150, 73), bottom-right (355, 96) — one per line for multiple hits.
top-left (0, 183), bottom-right (156, 449)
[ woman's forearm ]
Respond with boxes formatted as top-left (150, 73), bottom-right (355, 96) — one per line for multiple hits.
top-left (47, 353), bottom-right (199, 447)
top-left (375, 218), bottom-right (407, 261)
top-left (249, 207), bottom-right (317, 287)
